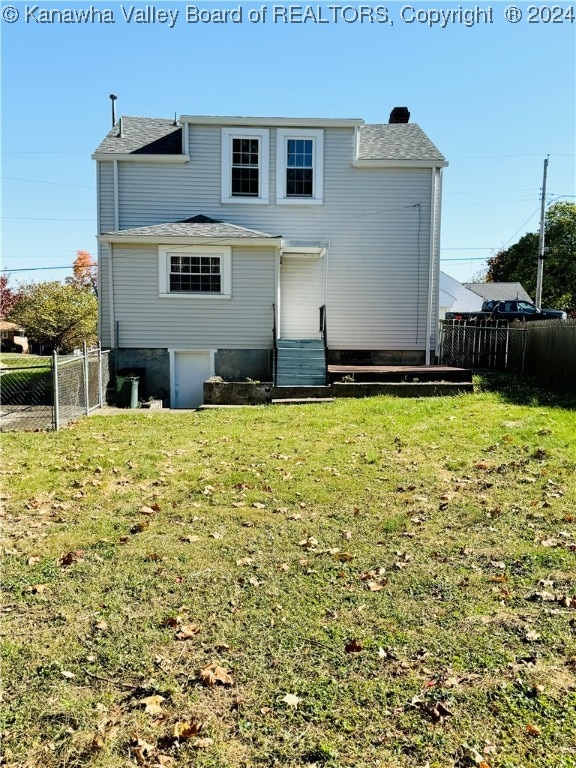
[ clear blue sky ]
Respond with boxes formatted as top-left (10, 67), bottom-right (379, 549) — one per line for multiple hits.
top-left (1, 1), bottom-right (575, 287)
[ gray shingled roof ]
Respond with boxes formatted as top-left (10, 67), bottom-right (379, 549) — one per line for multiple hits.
top-left (103, 215), bottom-right (280, 240)
top-left (95, 117), bottom-right (182, 154)
top-left (95, 116), bottom-right (445, 161)
top-left (358, 124), bottom-right (445, 162)
top-left (464, 282), bottom-right (532, 303)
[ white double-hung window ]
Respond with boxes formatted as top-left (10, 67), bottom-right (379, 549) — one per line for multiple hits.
top-left (159, 246), bottom-right (231, 298)
top-left (276, 128), bottom-right (324, 205)
top-left (221, 127), bottom-right (270, 204)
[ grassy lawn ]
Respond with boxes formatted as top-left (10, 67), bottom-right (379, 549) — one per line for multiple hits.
top-left (2, 376), bottom-right (575, 767)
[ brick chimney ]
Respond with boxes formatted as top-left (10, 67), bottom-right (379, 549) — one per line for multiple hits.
top-left (389, 107), bottom-right (410, 124)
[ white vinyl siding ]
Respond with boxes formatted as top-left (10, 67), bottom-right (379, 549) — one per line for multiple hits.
top-left (106, 125), bottom-right (438, 351)
top-left (109, 246), bottom-right (276, 349)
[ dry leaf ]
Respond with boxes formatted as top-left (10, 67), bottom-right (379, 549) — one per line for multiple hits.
top-left (59, 550), bottom-right (84, 567)
top-left (345, 639), bottom-right (363, 653)
top-left (26, 583), bottom-right (47, 594)
top-left (132, 738), bottom-right (156, 764)
top-left (61, 670), bottom-right (75, 679)
top-left (27, 556), bottom-right (41, 566)
top-left (181, 535), bottom-right (200, 543)
top-left (199, 663), bottom-right (233, 687)
top-left (236, 557), bottom-right (253, 566)
top-left (211, 532), bottom-right (223, 540)
top-left (140, 695), bottom-right (165, 715)
top-left (173, 720), bottom-right (203, 740)
top-left (252, 502), bottom-right (266, 509)
top-left (281, 693), bottom-right (301, 708)
top-left (193, 737), bottom-right (214, 749)
top-left (526, 723), bottom-right (541, 736)
top-left (131, 521), bottom-right (149, 533)
top-left (333, 552), bottom-right (353, 562)
top-left (176, 623), bottom-right (201, 640)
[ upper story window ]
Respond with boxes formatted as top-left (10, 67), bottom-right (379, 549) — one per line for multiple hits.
top-left (276, 128), bottom-right (324, 205)
top-left (286, 139), bottom-right (313, 196)
top-left (222, 128), bottom-right (269, 204)
top-left (159, 246), bottom-right (231, 298)
top-left (231, 138), bottom-right (259, 197)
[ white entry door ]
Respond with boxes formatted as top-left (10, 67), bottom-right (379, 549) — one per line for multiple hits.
top-left (280, 256), bottom-right (324, 339)
top-left (172, 351), bottom-right (213, 409)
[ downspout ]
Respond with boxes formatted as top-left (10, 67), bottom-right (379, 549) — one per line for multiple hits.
top-left (425, 167), bottom-right (439, 365)
top-left (110, 159), bottom-right (120, 350)
top-left (96, 161), bottom-right (102, 341)
top-left (107, 242), bottom-right (115, 348)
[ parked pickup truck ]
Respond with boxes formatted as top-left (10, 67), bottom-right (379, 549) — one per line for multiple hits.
top-left (446, 300), bottom-right (567, 322)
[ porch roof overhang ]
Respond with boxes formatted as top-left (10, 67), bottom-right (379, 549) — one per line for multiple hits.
top-left (98, 215), bottom-right (282, 248)
top-left (280, 239), bottom-right (329, 257)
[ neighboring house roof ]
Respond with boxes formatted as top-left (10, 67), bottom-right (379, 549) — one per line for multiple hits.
top-left (94, 116), bottom-right (445, 163)
top-left (102, 214), bottom-right (280, 240)
top-left (357, 124), bottom-right (446, 163)
top-left (464, 282), bottom-right (532, 303)
top-left (0, 321), bottom-right (23, 331)
top-left (95, 117), bottom-right (182, 155)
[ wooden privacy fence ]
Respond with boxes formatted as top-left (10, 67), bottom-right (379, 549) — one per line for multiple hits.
top-left (439, 319), bottom-right (576, 388)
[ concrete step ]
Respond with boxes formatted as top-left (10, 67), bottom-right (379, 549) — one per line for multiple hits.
top-left (276, 377), bottom-right (328, 386)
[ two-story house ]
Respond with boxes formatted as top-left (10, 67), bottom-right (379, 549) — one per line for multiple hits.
top-left (93, 108), bottom-right (447, 407)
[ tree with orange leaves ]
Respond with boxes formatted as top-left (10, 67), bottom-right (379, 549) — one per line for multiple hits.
top-left (66, 251), bottom-right (98, 295)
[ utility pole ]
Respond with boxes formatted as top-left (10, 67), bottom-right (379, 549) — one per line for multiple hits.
top-left (535, 157), bottom-right (548, 307)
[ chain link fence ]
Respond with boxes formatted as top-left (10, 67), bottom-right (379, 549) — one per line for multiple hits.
top-left (439, 320), bottom-right (511, 369)
top-left (1, 345), bottom-right (111, 432)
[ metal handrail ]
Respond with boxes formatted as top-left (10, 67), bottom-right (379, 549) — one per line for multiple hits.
top-left (272, 303), bottom-right (278, 386)
top-left (320, 304), bottom-right (328, 384)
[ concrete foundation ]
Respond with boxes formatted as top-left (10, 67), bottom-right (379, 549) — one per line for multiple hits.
top-left (204, 377), bottom-right (273, 405)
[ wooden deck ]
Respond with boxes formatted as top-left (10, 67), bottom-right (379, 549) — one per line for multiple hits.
top-left (327, 365), bottom-right (472, 384)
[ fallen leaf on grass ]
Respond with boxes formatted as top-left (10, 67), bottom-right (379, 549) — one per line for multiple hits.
top-left (333, 551), bottom-right (354, 562)
top-left (61, 670), bottom-right (75, 679)
top-left (193, 737), bottom-right (214, 749)
top-left (140, 695), bottom-right (165, 715)
top-left (173, 720), bottom-right (203, 739)
top-left (176, 624), bottom-right (201, 640)
top-left (412, 698), bottom-right (453, 723)
top-left (236, 557), bottom-right (253, 566)
top-left (132, 738), bottom-right (156, 764)
top-left (59, 550), bottom-right (84, 567)
top-left (252, 502), bottom-right (266, 509)
top-left (131, 521), bottom-right (149, 534)
top-left (27, 556), bottom-right (41, 566)
top-left (281, 693), bottom-right (301, 708)
top-left (199, 663), bottom-right (233, 687)
top-left (526, 723), bottom-right (541, 736)
top-left (345, 639), bottom-right (363, 653)
top-left (181, 535), bottom-right (200, 543)
top-left (25, 584), bottom-right (47, 594)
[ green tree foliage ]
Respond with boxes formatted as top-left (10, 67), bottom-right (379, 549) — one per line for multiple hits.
top-left (486, 201), bottom-right (576, 314)
top-left (8, 281), bottom-right (97, 352)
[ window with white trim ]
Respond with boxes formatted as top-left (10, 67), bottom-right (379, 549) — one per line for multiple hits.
top-left (276, 128), bottom-right (324, 205)
top-left (159, 246), bottom-right (231, 298)
top-left (221, 128), bottom-right (269, 204)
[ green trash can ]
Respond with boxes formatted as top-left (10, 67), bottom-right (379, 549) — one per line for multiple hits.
top-left (116, 374), bottom-right (140, 408)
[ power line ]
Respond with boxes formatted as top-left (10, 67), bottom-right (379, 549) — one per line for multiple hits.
top-left (2, 266), bottom-right (71, 273)
top-left (1, 176), bottom-right (93, 188)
